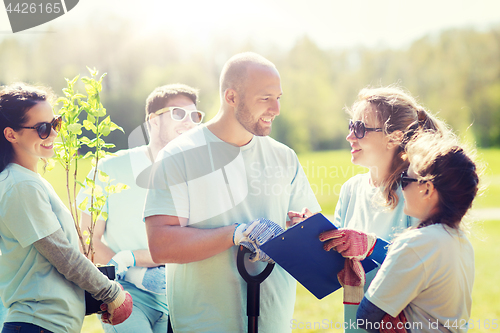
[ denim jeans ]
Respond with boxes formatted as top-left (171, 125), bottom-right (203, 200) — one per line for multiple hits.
top-left (2, 322), bottom-right (54, 333)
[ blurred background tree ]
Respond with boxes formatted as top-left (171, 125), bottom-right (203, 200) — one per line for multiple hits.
top-left (1, 21), bottom-right (499, 153)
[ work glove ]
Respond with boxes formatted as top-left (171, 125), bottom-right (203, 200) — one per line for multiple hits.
top-left (380, 312), bottom-right (408, 333)
top-left (320, 229), bottom-right (377, 305)
top-left (108, 251), bottom-right (136, 280)
top-left (100, 283), bottom-right (133, 325)
top-left (233, 218), bottom-right (284, 263)
top-left (125, 266), bottom-right (166, 295)
top-left (319, 228), bottom-right (377, 260)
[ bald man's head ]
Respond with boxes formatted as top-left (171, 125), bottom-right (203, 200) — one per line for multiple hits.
top-left (219, 52), bottom-right (277, 98)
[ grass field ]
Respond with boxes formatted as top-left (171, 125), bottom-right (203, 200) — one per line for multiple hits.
top-left (40, 148), bottom-right (500, 332)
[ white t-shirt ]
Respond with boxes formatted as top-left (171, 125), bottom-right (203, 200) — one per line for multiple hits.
top-left (334, 173), bottom-right (417, 332)
top-left (366, 224), bottom-right (474, 333)
top-left (0, 163), bottom-right (85, 333)
top-left (144, 125), bottom-right (321, 333)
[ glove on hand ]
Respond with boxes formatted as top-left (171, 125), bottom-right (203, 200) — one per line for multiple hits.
top-left (380, 312), bottom-right (408, 333)
top-left (233, 218), bottom-right (284, 263)
top-left (100, 283), bottom-right (133, 325)
top-left (125, 266), bottom-right (166, 295)
top-left (320, 228), bottom-right (377, 260)
top-left (108, 251), bottom-right (136, 280)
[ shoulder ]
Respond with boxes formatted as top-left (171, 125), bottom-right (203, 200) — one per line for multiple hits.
top-left (256, 136), bottom-right (295, 153)
top-left (391, 225), bottom-right (452, 253)
top-left (99, 146), bottom-right (146, 166)
top-left (340, 173), bottom-right (369, 192)
top-left (0, 166), bottom-right (49, 202)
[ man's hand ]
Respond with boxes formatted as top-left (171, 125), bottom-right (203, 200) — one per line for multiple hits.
top-left (100, 283), bottom-right (133, 325)
top-left (319, 228), bottom-right (377, 260)
top-left (233, 218), bottom-right (283, 263)
top-left (108, 251), bottom-right (136, 280)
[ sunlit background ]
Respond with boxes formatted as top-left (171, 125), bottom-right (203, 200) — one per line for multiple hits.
top-left (1, 0), bottom-right (500, 152)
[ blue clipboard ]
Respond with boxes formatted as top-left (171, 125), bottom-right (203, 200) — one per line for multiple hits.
top-left (260, 213), bottom-right (389, 300)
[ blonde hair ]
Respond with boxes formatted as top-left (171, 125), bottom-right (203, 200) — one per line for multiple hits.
top-left (348, 85), bottom-right (449, 209)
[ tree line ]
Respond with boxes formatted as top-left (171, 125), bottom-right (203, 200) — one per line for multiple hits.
top-left (1, 21), bottom-right (499, 152)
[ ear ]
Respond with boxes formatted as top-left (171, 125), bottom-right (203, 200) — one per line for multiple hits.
top-left (423, 181), bottom-right (437, 198)
top-left (224, 88), bottom-right (238, 107)
top-left (3, 127), bottom-right (18, 144)
top-left (387, 130), bottom-right (404, 150)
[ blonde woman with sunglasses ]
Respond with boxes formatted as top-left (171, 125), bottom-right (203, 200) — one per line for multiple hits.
top-left (0, 83), bottom-right (132, 333)
top-left (290, 86), bottom-right (449, 332)
top-left (357, 132), bottom-right (477, 333)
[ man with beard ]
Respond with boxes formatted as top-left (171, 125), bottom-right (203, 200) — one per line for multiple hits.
top-left (77, 84), bottom-right (203, 333)
top-left (144, 52), bottom-right (321, 332)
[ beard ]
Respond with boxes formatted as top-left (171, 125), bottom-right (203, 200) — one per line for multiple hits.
top-left (234, 100), bottom-right (272, 137)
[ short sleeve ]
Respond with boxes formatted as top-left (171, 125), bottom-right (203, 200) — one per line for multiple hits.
top-left (287, 153), bottom-right (321, 214)
top-left (143, 148), bottom-right (189, 220)
top-left (365, 237), bottom-right (427, 317)
top-left (1, 181), bottom-right (60, 247)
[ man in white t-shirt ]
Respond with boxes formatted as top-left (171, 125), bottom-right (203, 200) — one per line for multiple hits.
top-left (144, 52), bottom-right (321, 332)
top-left (77, 84), bottom-right (204, 333)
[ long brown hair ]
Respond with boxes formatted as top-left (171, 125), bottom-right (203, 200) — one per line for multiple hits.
top-left (406, 132), bottom-right (479, 229)
top-left (348, 85), bottom-right (449, 209)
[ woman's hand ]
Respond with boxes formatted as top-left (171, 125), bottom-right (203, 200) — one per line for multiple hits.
top-left (287, 208), bottom-right (314, 227)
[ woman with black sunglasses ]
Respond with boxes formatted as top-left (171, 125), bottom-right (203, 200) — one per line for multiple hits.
top-left (357, 132), bottom-right (478, 333)
top-left (289, 85), bottom-right (450, 332)
top-left (0, 83), bottom-right (132, 333)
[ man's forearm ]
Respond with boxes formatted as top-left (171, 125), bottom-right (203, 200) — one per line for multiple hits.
top-left (146, 217), bottom-right (236, 264)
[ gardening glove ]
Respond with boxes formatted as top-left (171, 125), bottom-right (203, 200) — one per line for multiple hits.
top-left (124, 266), bottom-right (166, 295)
top-left (108, 251), bottom-right (136, 280)
top-left (320, 228), bottom-right (377, 304)
top-left (100, 283), bottom-right (133, 325)
top-left (380, 312), bottom-right (408, 333)
top-left (319, 228), bottom-right (377, 260)
top-left (233, 218), bottom-right (284, 263)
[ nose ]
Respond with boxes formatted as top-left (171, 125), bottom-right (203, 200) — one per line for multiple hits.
top-left (346, 128), bottom-right (357, 142)
top-left (271, 98), bottom-right (280, 116)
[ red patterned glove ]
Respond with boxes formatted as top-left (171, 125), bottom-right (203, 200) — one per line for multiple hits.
top-left (380, 312), bottom-right (408, 333)
top-left (100, 284), bottom-right (133, 325)
top-left (337, 258), bottom-right (366, 304)
top-left (319, 228), bottom-right (377, 260)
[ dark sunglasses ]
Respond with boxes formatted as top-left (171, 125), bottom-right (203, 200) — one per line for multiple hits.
top-left (20, 115), bottom-right (62, 139)
top-left (154, 107), bottom-right (205, 124)
top-left (400, 170), bottom-right (427, 190)
top-left (349, 119), bottom-right (383, 139)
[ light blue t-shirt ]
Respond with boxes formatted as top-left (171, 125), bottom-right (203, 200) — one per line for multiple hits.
top-left (144, 125), bottom-right (321, 333)
top-left (0, 163), bottom-right (85, 333)
top-left (333, 173), bottom-right (417, 332)
top-left (76, 146), bottom-right (167, 313)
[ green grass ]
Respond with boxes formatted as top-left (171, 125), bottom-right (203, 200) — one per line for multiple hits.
top-left (39, 149), bottom-right (499, 332)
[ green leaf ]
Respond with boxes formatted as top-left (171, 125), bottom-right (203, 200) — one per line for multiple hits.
top-left (100, 211), bottom-right (108, 220)
top-left (98, 170), bottom-right (110, 183)
top-left (67, 123), bottom-right (83, 135)
top-left (86, 66), bottom-right (98, 77)
top-left (78, 197), bottom-right (89, 211)
top-left (83, 120), bottom-right (97, 132)
top-left (110, 122), bottom-right (124, 133)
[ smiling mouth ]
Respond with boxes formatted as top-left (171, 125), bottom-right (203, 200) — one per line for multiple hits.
top-left (41, 143), bottom-right (53, 148)
top-left (260, 117), bottom-right (273, 124)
